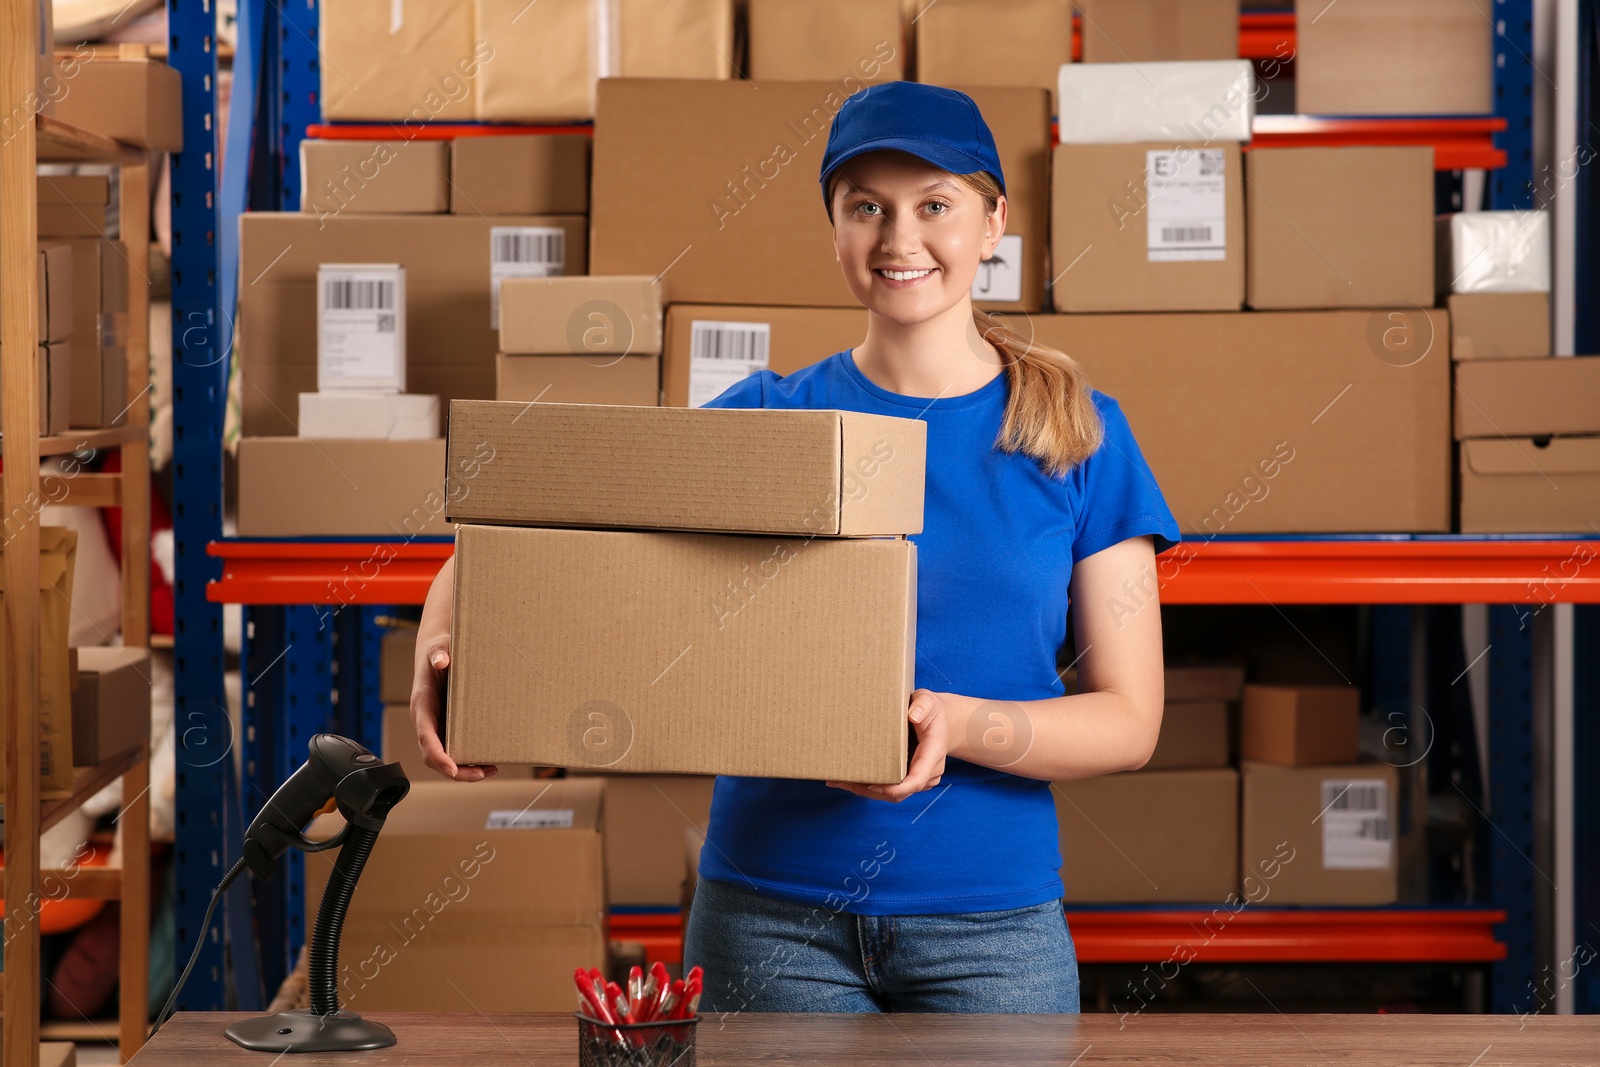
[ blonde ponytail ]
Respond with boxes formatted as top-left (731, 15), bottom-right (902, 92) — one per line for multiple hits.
top-left (977, 307), bottom-right (1104, 478)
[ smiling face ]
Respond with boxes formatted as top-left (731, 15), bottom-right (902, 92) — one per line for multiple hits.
top-left (828, 150), bottom-right (1007, 326)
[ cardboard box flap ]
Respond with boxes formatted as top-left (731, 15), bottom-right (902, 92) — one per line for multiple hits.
top-left (1462, 436), bottom-right (1600, 477)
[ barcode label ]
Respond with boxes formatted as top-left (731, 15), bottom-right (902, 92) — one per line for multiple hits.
top-left (318, 266), bottom-right (405, 391)
top-left (490, 226), bottom-right (567, 329)
top-left (1147, 148), bottom-right (1227, 263)
top-left (323, 277), bottom-right (395, 311)
top-left (1320, 779), bottom-right (1393, 869)
top-left (486, 808), bottom-right (574, 830)
top-left (688, 320), bottom-right (770, 407)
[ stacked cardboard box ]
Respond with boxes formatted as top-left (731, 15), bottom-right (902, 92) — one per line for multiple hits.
top-left (1294, 0), bottom-right (1492, 117)
top-left (2, 240), bottom-right (73, 435)
top-left (746, 0), bottom-right (903, 84)
top-left (1078, 0), bottom-right (1239, 63)
top-left (915, 0), bottom-right (1071, 106)
top-left (496, 276), bottom-right (664, 406)
top-left (70, 647), bottom-right (152, 766)
top-left (50, 45), bottom-right (184, 151)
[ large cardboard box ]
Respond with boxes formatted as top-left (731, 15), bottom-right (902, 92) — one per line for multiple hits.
top-left (1454, 358), bottom-right (1600, 439)
top-left (747, 0), bottom-right (903, 84)
top-left (663, 305), bottom-right (867, 407)
top-left (304, 779), bottom-right (607, 1012)
top-left (571, 773), bottom-right (716, 907)
top-left (50, 48), bottom-right (183, 151)
top-left (62, 236), bottom-right (129, 429)
top-left (1079, 0), bottom-right (1239, 63)
top-left (238, 213), bottom-right (587, 436)
top-left (1240, 760), bottom-right (1398, 905)
top-left (1241, 684), bottom-right (1359, 766)
top-left (0, 528), bottom-right (76, 793)
top-left (1053, 768), bottom-right (1238, 903)
top-left (444, 401), bottom-right (926, 535)
top-left (1027, 312), bottom-right (1452, 533)
top-left (447, 524), bottom-right (916, 783)
top-left (916, 0), bottom-right (1071, 103)
top-left (36, 175), bottom-right (108, 238)
top-left (1246, 147), bottom-right (1435, 310)
top-left (1146, 700), bottom-right (1229, 770)
top-left (319, 0), bottom-right (480, 122)
top-left (500, 276), bottom-right (665, 356)
top-left (1459, 438), bottom-right (1600, 534)
top-left (590, 80), bottom-right (1049, 312)
top-left (235, 438), bottom-right (451, 537)
top-left (300, 140), bottom-right (451, 217)
top-left (1295, 0), bottom-right (1492, 116)
top-left (1449, 293), bottom-right (1550, 361)
top-left (1050, 142), bottom-right (1244, 312)
top-left (70, 647), bottom-right (151, 766)
top-left (497, 354), bottom-right (660, 407)
top-left (450, 136), bottom-right (590, 216)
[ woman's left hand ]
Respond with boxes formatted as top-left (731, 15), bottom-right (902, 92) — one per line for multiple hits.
top-left (825, 688), bottom-right (951, 802)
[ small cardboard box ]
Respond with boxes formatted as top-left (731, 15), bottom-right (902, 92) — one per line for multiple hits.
top-left (1079, 0), bottom-right (1239, 62)
top-left (62, 236), bottom-right (130, 429)
top-left (500, 276), bottom-right (665, 356)
top-left (37, 241), bottom-right (74, 344)
top-left (41, 342), bottom-right (72, 435)
top-left (1295, 0), bottom-right (1492, 116)
top-left (450, 135), bottom-right (590, 215)
top-left (747, 0), bottom-right (903, 83)
top-left (917, 0), bottom-right (1072, 104)
top-left (1246, 146), bottom-right (1435, 310)
top-left (36, 175), bottom-right (109, 238)
top-left (570, 773), bottom-right (716, 907)
top-left (298, 393), bottom-right (440, 440)
top-left (496, 353), bottom-right (661, 407)
top-left (236, 438), bottom-right (450, 537)
top-left (1459, 437), bottom-right (1600, 534)
top-left (319, 0), bottom-right (478, 122)
top-left (300, 140), bottom-right (451, 217)
top-left (663, 304), bottom-right (868, 407)
top-left (1146, 700), bottom-right (1229, 770)
top-left (444, 400), bottom-right (926, 536)
top-left (1050, 142), bottom-right (1244, 312)
top-left (1053, 768), bottom-right (1239, 903)
top-left (1241, 684), bottom-right (1360, 766)
top-left (380, 629), bottom-right (417, 705)
top-left (1454, 358), bottom-right (1600, 439)
top-left (70, 646), bottom-right (152, 766)
top-left (51, 48), bottom-right (183, 151)
top-left (304, 779), bottom-right (607, 1012)
top-left (447, 524), bottom-right (916, 783)
top-left (1241, 760), bottom-right (1398, 905)
top-left (1449, 293), bottom-right (1550, 361)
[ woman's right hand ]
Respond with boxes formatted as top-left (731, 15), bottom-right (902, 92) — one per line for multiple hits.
top-left (411, 555), bottom-right (497, 782)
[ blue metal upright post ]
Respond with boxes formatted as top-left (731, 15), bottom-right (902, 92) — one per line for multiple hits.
top-left (1575, 604), bottom-right (1600, 1013)
top-left (276, 0), bottom-right (322, 210)
top-left (1490, 0), bottom-right (1535, 210)
top-left (1487, 605), bottom-right (1539, 1013)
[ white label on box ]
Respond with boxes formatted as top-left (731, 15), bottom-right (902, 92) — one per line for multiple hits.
top-left (318, 269), bottom-right (403, 391)
top-left (486, 808), bottom-right (574, 830)
top-left (490, 226), bottom-right (567, 329)
top-left (1146, 149), bottom-right (1227, 263)
top-left (971, 233), bottom-right (1023, 303)
top-left (1319, 779), bottom-right (1392, 870)
top-left (688, 320), bottom-right (771, 407)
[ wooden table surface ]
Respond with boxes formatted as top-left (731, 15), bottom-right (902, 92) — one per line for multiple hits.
top-left (136, 1012), bottom-right (1599, 1065)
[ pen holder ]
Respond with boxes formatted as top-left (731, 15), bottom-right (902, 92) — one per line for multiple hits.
top-left (576, 1013), bottom-right (699, 1067)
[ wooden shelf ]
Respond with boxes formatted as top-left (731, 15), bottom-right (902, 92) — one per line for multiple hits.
top-left (31, 423), bottom-right (144, 458)
top-left (35, 115), bottom-right (145, 167)
top-left (38, 745), bottom-right (145, 836)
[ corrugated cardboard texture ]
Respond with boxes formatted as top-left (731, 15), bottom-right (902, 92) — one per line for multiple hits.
top-left (448, 525), bottom-right (915, 782)
top-left (917, 0), bottom-right (1072, 102)
top-left (1295, 0), bottom-right (1492, 116)
top-left (319, 0), bottom-right (477, 121)
top-left (1028, 312), bottom-right (1451, 533)
top-left (304, 779), bottom-right (605, 1011)
top-left (300, 140), bottom-right (450, 216)
top-left (236, 438), bottom-right (451, 537)
top-left (445, 401), bottom-right (926, 535)
top-left (70, 646), bottom-right (152, 766)
top-left (380, 704), bottom-right (537, 781)
top-left (1454, 357), bottom-right (1600, 439)
top-left (238, 212), bottom-right (587, 436)
top-left (663, 304), bottom-right (868, 406)
top-left (1050, 142), bottom-right (1244, 312)
top-left (51, 57), bottom-right (183, 151)
top-left (1460, 437), bottom-right (1600, 533)
top-left (1245, 147), bottom-right (1434, 310)
top-left (500, 276), bottom-right (665, 355)
top-left (570, 772), bottom-right (716, 906)
top-left (1241, 684), bottom-right (1359, 766)
top-left (1449, 293), bottom-right (1551, 361)
top-left (451, 135), bottom-right (590, 215)
top-left (496, 353), bottom-right (661, 407)
top-left (1146, 700), bottom-right (1229, 770)
top-left (1054, 768), bottom-right (1239, 902)
top-left (747, 0), bottom-right (903, 83)
top-left (1241, 760), bottom-right (1398, 905)
top-left (1079, 0), bottom-right (1239, 62)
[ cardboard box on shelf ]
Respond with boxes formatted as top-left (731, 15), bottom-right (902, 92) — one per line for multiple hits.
top-left (447, 524), bottom-right (916, 782)
top-left (36, 242), bottom-right (73, 344)
top-left (916, 0), bottom-right (1071, 102)
top-left (1459, 438), bottom-right (1600, 534)
top-left (36, 175), bottom-right (108, 238)
top-left (570, 773), bottom-right (716, 906)
top-left (317, 264), bottom-right (407, 393)
top-left (1054, 768), bottom-right (1238, 903)
top-left (1240, 760), bottom-right (1398, 905)
top-left (70, 646), bottom-right (152, 766)
top-left (41, 342), bottom-right (72, 435)
top-left (450, 135), bottom-right (590, 215)
top-left (1241, 684), bottom-right (1360, 766)
top-left (1050, 142), bottom-right (1244, 312)
top-left (663, 305), bottom-right (868, 407)
top-left (379, 705), bottom-right (537, 781)
top-left (0, 528), bottom-right (76, 793)
top-left (614, 0), bottom-right (737, 80)
top-left (62, 236), bottom-right (130, 429)
top-left (1027, 311), bottom-right (1452, 533)
top-left (1246, 146), bottom-right (1435, 310)
top-left (1079, 0), bottom-right (1239, 62)
top-left (300, 140), bottom-right (451, 217)
top-left (50, 46), bottom-right (183, 151)
top-left (1454, 358), bottom-right (1600, 439)
top-left (298, 392), bottom-right (440, 440)
top-left (235, 438), bottom-right (450, 537)
top-left (496, 353), bottom-right (661, 407)
top-left (1449, 293), bottom-right (1550, 361)
top-left (747, 0), bottom-right (903, 83)
top-left (304, 779), bottom-right (607, 1011)
top-left (1057, 60), bottom-right (1256, 144)
top-left (1295, 0), bottom-right (1492, 116)
top-left (238, 212), bottom-right (587, 436)
top-left (1437, 211), bottom-right (1552, 295)
top-left (381, 629), bottom-right (417, 705)
top-left (500, 276), bottom-right (665, 356)
top-left (444, 400), bottom-right (926, 535)
top-left (1146, 700), bottom-right (1229, 770)
top-left (319, 0), bottom-right (479, 122)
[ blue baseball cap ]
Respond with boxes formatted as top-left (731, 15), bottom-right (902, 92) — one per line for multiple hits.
top-left (819, 81), bottom-right (1005, 215)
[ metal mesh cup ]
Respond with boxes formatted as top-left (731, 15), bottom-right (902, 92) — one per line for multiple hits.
top-left (575, 1013), bottom-right (698, 1067)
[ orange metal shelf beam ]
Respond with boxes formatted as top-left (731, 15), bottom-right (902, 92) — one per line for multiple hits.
top-left (1249, 115), bottom-right (1507, 171)
top-left (207, 540), bottom-right (454, 605)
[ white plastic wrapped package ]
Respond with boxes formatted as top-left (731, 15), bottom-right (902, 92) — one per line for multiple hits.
top-left (1057, 60), bottom-right (1256, 145)
top-left (1440, 211), bottom-right (1552, 294)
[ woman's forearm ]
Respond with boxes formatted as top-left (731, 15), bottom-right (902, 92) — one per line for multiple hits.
top-left (943, 689), bottom-right (1161, 783)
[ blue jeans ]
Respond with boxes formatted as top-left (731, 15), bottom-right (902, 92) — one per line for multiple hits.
top-left (683, 876), bottom-right (1080, 1014)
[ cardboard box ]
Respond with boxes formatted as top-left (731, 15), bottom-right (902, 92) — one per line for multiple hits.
top-left (0, 528), bottom-right (76, 793)
top-left (235, 438), bottom-right (451, 537)
top-left (1026, 312), bottom-right (1452, 533)
top-left (1079, 0), bottom-right (1239, 62)
top-left (1438, 211), bottom-right (1552, 294)
top-left (447, 524), bottom-right (916, 782)
top-left (319, 0), bottom-right (479, 122)
top-left (1057, 60), bottom-right (1256, 144)
top-left (37, 242), bottom-right (74, 343)
top-left (1459, 437), bottom-right (1600, 534)
top-left (1063, 663), bottom-right (1246, 703)
top-left (916, 0), bottom-right (1071, 102)
top-left (300, 140), bottom-right (451, 217)
top-left (1053, 768), bottom-right (1238, 903)
top-left (444, 401), bottom-right (927, 536)
top-left (318, 264), bottom-right (407, 393)
top-left (615, 0), bottom-right (736, 81)
top-left (1240, 760), bottom-right (1398, 905)
top-left (496, 353), bottom-right (661, 407)
top-left (1050, 142), bottom-right (1244, 312)
top-left (298, 392), bottom-right (440, 440)
top-left (381, 629), bottom-right (417, 705)
top-left (379, 705), bottom-right (537, 782)
top-left (1146, 700), bottom-right (1230, 770)
top-left (500, 276), bottom-right (665, 356)
top-left (663, 304), bottom-right (867, 407)
top-left (62, 237), bottom-right (130, 428)
top-left (1449, 293), bottom-right (1550, 361)
top-left (41, 342), bottom-right (72, 435)
top-left (1295, 0), bottom-right (1492, 116)
top-left (450, 135), bottom-right (590, 215)
top-left (571, 773), bottom-right (716, 906)
top-left (1241, 684), bottom-right (1359, 766)
top-left (590, 80), bottom-right (1049, 311)
top-left (1454, 358), bottom-right (1600, 439)
top-left (238, 212), bottom-right (587, 436)
top-left (50, 49), bottom-right (183, 151)
top-left (36, 175), bottom-right (108, 238)
top-left (1246, 146), bottom-right (1435, 310)
top-left (747, 0), bottom-right (903, 83)
top-left (70, 646), bottom-right (152, 766)
top-left (304, 779), bottom-right (606, 1011)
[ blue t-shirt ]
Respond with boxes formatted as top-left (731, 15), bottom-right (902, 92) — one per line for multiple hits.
top-left (696, 350), bottom-right (1181, 916)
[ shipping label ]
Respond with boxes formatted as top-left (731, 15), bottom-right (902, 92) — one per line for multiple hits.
top-left (688, 320), bottom-right (771, 407)
top-left (1146, 148), bottom-right (1227, 263)
top-left (1319, 778), bottom-right (1392, 870)
top-left (490, 226), bottom-right (567, 328)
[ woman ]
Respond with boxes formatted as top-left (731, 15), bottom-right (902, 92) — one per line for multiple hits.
top-left (411, 82), bottom-right (1180, 1014)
